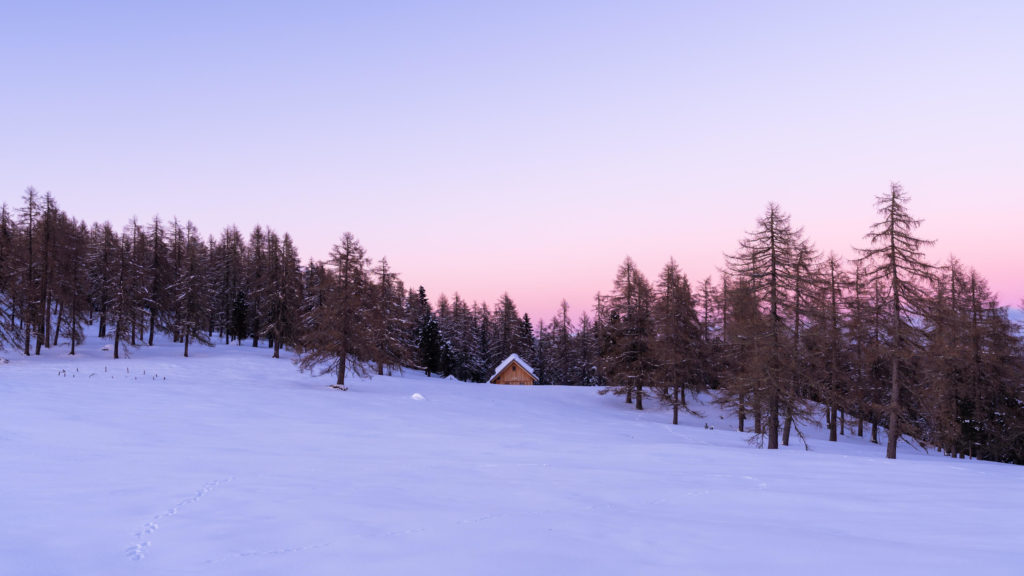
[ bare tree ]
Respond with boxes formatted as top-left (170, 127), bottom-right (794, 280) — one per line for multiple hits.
top-left (856, 183), bottom-right (934, 459)
top-left (296, 232), bottom-right (373, 389)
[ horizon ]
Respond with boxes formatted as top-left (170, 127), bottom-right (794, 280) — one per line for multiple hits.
top-left (3, 1), bottom-right (1022, 322)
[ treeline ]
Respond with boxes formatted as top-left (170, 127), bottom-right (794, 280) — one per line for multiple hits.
top-left (2, 185), bottom-right (1023, 463)
top-left (0, 190), bottom-right (540, 388)
top-left (572, 184), bottom-right (1024, 463)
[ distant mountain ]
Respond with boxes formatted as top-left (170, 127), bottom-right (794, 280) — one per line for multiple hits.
top-left (1009, 307), bottom-right (1024, 326)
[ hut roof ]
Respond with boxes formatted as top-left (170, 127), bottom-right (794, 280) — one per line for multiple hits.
top-left (489, 353), bottom-right (537, 381)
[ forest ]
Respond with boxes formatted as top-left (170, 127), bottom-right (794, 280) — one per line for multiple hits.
top-left (1, 185), bottom-right (1022, 463)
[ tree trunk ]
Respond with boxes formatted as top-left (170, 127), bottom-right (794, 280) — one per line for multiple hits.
top-left (68, 300), bottom-right (77, 356)
top-left (767, 392), bottom-right (779, 449)
top-left (782, 405), bottom-right (793, 446)
top-left (829, 405), bottom-right (838, 441)
top-left (871, 418), bottom-right (879, 444)
top-left (114, 322), bottom-right (121, 359)
top-left (333, 358), bottom-right (347, 390)
top-left (635, 384), bottom-right (643, 410)
top-left (34, 296), bottom-right (47, 355)
top-left (886, 355), bottom-right (899, 459)
top-left (52, 302), bottom-right (64, 346)
top-left (738, 393), bottom-right (746, 432)
top-left (184, 332), bottom-right (190, 357)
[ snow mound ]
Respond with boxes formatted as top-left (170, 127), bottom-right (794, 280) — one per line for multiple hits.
top-left (410, 392), bottom-right (426, 401)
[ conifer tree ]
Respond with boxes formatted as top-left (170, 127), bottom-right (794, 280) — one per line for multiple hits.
top-left (144, 217), bottom-right (172, 345)
top-left (296, 233), bottom-right (373, 389)
top-left (368, 257), bottom-right (409, 373)
top-left (653, 259), bottom-right (704, 424)
top-left (172, 222), bottom-right (213, 357)
top-left (54, 220), bottom-right (92, 354)
top-left (409, 286), bottom-right (441, 376)
top-left (856, 183), bottom-right (935, 459)
top-left (726, 203), bottom-right (803, 448)
top-left (0, 203), bottom-right (19, 350)
top-left (601, 256), bottom-right (656, 410)
top-left (718, 274), bottom-right (769, 433)
top-left (573, 311), bottom-right (601, 386)
top-left (247, 226), bottom-right (267, 347)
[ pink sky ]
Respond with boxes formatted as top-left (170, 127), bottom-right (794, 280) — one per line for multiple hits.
top-left (2, 2), bottom-right (1021, 322)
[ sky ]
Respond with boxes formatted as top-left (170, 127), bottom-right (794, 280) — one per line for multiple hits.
top-left (2, 1), bottom-right (1022, 322)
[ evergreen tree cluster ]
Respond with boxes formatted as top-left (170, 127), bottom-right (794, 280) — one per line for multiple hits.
top-left (2, 185), bottom-right (1022, 463)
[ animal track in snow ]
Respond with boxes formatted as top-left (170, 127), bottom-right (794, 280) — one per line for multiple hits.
top-left (126, 477), bottom-right (234, 561)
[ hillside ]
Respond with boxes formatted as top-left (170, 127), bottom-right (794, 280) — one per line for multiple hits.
top-left (2, 340), bottom-right (1023, 575)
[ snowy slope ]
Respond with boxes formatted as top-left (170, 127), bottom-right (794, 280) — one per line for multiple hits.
top-left (2, 340), bottom-right (1023, 576)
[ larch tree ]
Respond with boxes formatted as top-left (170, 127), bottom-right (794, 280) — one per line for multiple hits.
top-left (856, 183), bottom-right (935, 459)
top-left (145, 217), bottom-right (172, 346)
top-left (653, 259), bottom-right (704, 424)
top-left (782, 238), bottom-right (820, 446)
top-left (602, 256), bottom-right (656, 410)
top-left (173, 222), bottom-right (213, 358)
top-left (247, 226), bottom-right (267, 347)
top-left (726, 203), bottom-right (802, 449)
top-left (0, 203), bottom-right (19, 350)
top-left (369, 257), bottom-right (410, 374)
top-left (296, 232), bottom-right (373, 389)
top-left (55, 219), bottom-right (92, 355)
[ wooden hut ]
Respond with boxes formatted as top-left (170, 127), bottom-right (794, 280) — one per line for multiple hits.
top-left (488, 354), bottom-right (538, 385)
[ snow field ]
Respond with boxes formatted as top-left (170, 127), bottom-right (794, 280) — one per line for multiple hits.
top-left (2, 339), bottom-right (1023, 575)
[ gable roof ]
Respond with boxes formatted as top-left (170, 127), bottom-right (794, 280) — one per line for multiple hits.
top-left (489, 353), bottom-right (537, 382)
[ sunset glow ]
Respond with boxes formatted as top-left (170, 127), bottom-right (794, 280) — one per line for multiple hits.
top-left (2, 1), bottom-right (1021, 321)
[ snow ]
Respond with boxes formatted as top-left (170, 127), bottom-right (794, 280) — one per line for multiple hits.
top-left (2, 338), bottom-right (1024, 575)
top-left (489, 353), bottom-right (536, 380)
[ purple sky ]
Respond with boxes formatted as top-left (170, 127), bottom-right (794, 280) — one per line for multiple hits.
top-left (3, 1), bottom-right (1022, 322)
